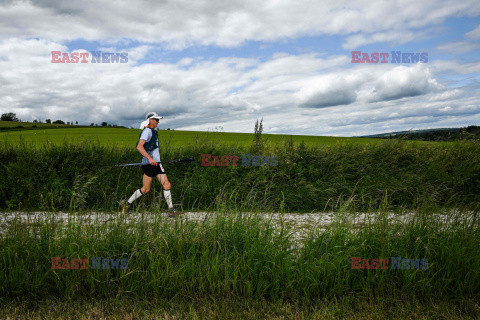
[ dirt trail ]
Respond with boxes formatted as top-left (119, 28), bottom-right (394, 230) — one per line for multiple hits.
top-left (1, 210), bottom-right (456, 243)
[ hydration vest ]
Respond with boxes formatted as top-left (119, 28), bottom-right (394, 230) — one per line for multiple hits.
top-left (137, 127), bottom-right (158, 151)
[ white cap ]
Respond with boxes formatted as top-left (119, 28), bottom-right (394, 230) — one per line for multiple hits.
top-left (139, 112), bottom-right (163, 129)
top-left (146, 111), bottom-right (163, 120)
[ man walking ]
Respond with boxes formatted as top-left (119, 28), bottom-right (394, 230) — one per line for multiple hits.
top-left (122, 112), bottom-right (181, 216)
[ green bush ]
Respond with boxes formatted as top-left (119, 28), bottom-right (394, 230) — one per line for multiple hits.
top-left (0, 138), bottom-right (479, 212)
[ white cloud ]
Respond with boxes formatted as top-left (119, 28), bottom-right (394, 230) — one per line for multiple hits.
top-left (1, 0), bottom-right (479, 48)
top-left (343, 29), bottom-right (433, 49)
top-left (466, 24), bottom-right (480, 40)
top-left (437, 41), bottom-right (480, 54)
top-left (367, 64), bottom-right (444, 102)
top-left (296, 72), bottom-right (367, 108)
top-left (435, 24), bottom-right (480, 56)
top-left (295, 64), bottom-right (444, 108)
top-left (428, 89), bottom-right (461, 101)
top-left (430, 60), bottom-right (480, 74)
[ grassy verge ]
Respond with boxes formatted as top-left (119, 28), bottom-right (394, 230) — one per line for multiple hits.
top-left (0, 138), bottom-right (479, 212)
top-left (1, 208), bottom-right (478, 302)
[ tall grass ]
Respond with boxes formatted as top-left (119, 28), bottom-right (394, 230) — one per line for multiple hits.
top-left (1, 207), bottom-right (478, 301)
top-left (0, 137), bottom-right (479, 212)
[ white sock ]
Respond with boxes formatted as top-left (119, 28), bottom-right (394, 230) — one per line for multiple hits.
top-left (163, 189), bottom-right (173, 209)
top-left (127, 189), bottom-right (143, 205)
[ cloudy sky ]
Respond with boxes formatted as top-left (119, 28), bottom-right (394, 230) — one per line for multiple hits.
top-left (1, 0), bottom-right (479, 136)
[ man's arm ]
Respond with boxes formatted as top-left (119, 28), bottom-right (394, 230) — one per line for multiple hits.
top-left (137, 140), bottom-right (158, 166)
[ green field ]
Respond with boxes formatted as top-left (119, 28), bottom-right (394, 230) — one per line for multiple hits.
top-left (0, 125), bottom-right (432, 148)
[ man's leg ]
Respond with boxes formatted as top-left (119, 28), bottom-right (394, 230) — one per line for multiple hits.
top-left (140, 174), bottom-right (154, 194)
top-left (157, 174), bottom-right (180, 215)
top-left (124, 174), bottom-right (153, 213)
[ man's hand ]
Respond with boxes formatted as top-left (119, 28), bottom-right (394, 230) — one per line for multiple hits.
top-left (148, 158), bottom-right (158, 166)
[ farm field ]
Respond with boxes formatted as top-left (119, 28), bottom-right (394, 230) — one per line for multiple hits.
top-left (0, 125), bottom-right (426, 148)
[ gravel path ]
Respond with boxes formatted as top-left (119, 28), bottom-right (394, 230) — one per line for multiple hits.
top-left (1, 210), bottom-right (460, 240)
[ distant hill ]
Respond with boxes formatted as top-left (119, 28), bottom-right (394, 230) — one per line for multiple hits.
top-left (360, 126), bottom-right (480, 141)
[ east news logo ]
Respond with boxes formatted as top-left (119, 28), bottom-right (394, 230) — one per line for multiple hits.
top-left (201, 154), bottom-right (278, 166)
top-left (51, 51), bottom-right (128, 63)
top-left (351, 51), bottom-right (428, 63)
top-left (351, 257), bottom-right (428, 270)
top-left (51, 257), bottom-right (129, 269)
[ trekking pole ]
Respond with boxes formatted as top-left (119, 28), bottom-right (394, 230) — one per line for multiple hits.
top-left (115, 158), bottom-right (194, 167)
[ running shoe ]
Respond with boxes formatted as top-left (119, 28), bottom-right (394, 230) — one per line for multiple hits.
top-left (168, 207), bottom-right (183, 217)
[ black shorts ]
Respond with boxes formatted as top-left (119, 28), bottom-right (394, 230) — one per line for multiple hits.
top-left (142, 164), bottom-right (166, 177)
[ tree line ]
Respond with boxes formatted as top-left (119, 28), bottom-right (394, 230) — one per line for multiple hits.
top-left (381, 126), bottom-right (480, 141)
top-left (0, 112), bottom-right (179, 130)
top-left (1, 113), bottom-right (118, 127)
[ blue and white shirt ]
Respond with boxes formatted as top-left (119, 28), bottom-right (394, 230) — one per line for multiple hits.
top-left (139, 128), bottom-right (161, 165)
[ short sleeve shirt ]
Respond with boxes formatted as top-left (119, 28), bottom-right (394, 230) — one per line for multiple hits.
top-left (139, 128), bottom-right (161, 165)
